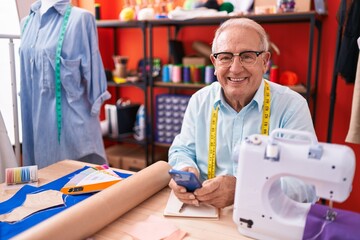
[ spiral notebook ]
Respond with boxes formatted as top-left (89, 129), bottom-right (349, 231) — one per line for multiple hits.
top-left (163, 191), bottom-right (219, 219)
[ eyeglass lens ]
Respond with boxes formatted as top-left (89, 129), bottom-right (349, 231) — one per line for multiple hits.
top-left (216, 52), bottom-right (259, 66)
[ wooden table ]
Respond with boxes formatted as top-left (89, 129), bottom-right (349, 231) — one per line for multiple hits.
top-left (0, 160), bottom-right (250, 240)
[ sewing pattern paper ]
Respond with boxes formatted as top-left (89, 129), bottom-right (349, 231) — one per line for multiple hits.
top-left (0, 190), bottom-right (64, 222)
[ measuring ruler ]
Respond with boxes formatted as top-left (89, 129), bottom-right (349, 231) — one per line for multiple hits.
top-left (207, 81), bottom-right (271, 179)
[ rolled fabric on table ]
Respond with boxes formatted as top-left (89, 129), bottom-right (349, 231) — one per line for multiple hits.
top-left (13, 161), bottom-right (172, 240)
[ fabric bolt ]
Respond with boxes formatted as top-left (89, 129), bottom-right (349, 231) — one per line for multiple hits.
top-left (169, 80), bottom-right (315, 181)
top-left (19, 0), bottom-right (110, 168)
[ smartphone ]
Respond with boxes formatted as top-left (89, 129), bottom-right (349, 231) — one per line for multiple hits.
top-left (169, 169), bottom-right (202, 192)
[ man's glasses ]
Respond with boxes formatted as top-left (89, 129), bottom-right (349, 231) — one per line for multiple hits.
top-left (212, 51), bottom-right (264, 68)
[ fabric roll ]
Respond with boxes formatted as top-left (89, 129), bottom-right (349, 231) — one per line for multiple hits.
top-left (13, 161), bottom-right (172, 240)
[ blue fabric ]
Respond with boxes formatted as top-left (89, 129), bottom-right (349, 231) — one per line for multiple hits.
top-left (19, 0), bottom-right (111, 168)
top-left (169, 80), bottom-right (315, 182)
top-left (0, 166), bottom-right (131, 239)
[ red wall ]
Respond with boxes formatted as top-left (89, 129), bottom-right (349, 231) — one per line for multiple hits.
top-left (96, 0), bottom-right (360, 213)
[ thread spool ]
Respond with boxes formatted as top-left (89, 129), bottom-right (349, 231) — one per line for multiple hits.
top-left (5, 165), bottom-right (38, 185)
top-left (270, 65), bottom-right (279, 83)
top-left (162, 65), bottom-right (170, 82)
top-left (168, 64), bottom-right (173, 82)
top-left (205, 65), bottom-right (215, 84)
top-left (183, 66), bottom-right (191, 83)
top-left (198, 65), bottom-right (205, 83)
top-left (190, 65), bottom-right (196, 83)
top-left (172, 65), bottom-right (182, 83)
top-left (192, 67), bottom-right (201, 83)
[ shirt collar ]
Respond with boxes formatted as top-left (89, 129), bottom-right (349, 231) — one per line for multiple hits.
top-left (31, 0), bottom-right (70, 15)
top-left (214, 79), bottom-right (267, 112)
top-left (213, 85), bottom-right (222, 110)
top-left (253, 79), bottom-right (266, 112)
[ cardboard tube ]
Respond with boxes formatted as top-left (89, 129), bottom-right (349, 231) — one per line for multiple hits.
top-left (14, 161), bottom-right (172, 240)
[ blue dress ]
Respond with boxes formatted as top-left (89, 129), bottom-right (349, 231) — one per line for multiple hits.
top-left (19, 0), bottom-right (111, 168)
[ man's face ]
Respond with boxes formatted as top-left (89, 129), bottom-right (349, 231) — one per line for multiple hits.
top-left (210, 27), bottom-right (270, 107)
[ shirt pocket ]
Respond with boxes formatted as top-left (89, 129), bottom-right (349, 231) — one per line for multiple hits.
top-left (44, 51), bottom-right (83, 102)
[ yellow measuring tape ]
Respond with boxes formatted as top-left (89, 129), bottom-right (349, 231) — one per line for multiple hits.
top-left (207, 81), bottom-right (271, 179)
top-left (261, 81), bottom-right (271, 135)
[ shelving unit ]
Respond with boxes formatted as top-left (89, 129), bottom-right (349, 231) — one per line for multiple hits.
top-left (97, 11), bottom-right (322, 166)
top-left (96, 20), bottom-right (152, 166)
top-left (147, 11), bottom-right (322, 120)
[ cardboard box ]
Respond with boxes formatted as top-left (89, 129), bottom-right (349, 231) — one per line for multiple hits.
top-left (182, 56), bottom-right (208, 66)
top-left (105, 144), bottom-right (141, 168)
top-left (254, 0), bottom-right (310, 12)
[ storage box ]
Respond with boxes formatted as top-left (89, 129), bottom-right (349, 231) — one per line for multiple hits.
top-left (254, 0), bottom-right (310, 12)
top-left (182, 56), bottom-right (208, 66)
top-left (105, 104), bottom-right (140, 138)
top-left (105, 144), bottom-right (141, 168)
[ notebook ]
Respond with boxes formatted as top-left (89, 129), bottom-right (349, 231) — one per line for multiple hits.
top-left (163, 190), bottom-right (219, 219)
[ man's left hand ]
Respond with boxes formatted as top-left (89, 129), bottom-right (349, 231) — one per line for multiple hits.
top-left (194, 175), bottom-right (236, 208)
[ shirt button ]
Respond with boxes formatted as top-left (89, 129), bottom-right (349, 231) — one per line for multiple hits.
top-left (30, 59), bottom-right (33, 63)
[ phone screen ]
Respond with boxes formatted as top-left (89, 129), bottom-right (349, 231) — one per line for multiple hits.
top-left (169, 169), bottom-right (202, 192)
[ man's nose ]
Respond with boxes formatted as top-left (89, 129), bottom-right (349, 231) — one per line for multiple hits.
top-left (230, 56), bottom-right (245, 70)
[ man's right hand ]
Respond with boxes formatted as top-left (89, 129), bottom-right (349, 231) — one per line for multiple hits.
top-left (168, 166), bottom-right (200, 206)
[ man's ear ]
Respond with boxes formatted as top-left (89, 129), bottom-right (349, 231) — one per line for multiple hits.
top-left (262, 51), bottom-right (271, 71)
top-left (210, 55), bottom-right (218, 75)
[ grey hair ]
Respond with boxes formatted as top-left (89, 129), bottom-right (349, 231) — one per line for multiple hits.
top-left (211, 18), bottom-right (269, 53)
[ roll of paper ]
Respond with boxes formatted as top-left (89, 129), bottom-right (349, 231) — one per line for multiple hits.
top-left (13, 161), bottom-right (172, 240)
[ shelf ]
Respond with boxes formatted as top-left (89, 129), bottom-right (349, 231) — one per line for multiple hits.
top-left (288, 84), bottom-right (314, 95)
top-left (146, 11), bottom-right (320, 27)
top-left (153, 81), bottom-right (208, 89)
top-left (154, 81), bottom-right (313, 94)
top-left (154, 142), bottom-right (171, 148)
top-left (96, 20), bottom-right (146, 28)
top-left (107, 80), bottom-right (147, 90)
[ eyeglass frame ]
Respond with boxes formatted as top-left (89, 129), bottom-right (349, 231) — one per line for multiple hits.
top-left (212, 50), bottom-right (265, 67)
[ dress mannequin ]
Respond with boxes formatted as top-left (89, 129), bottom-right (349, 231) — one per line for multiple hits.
top-left (20, 0), bottom-right (111, 168)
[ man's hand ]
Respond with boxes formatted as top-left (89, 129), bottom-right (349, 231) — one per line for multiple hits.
top-left (168, 167), bottom-right (201, 206)
top-left (194, 175), bottom-right (236, 208)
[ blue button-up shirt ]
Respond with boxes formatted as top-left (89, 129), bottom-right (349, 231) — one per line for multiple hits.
top-left (19, 0), bottom-right (110, 168)
top-left (169, 80), bottom-right (315, 182)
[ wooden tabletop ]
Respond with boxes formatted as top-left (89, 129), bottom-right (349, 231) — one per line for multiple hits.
top-left (0, 160), bottom-right (250, 240)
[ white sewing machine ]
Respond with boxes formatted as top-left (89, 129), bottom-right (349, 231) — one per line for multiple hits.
top-left (233, 128), bottom-right (356, 240)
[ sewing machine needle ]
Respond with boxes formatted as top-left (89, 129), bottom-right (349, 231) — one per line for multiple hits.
top-left (326, 200), bottom-right (337, 221)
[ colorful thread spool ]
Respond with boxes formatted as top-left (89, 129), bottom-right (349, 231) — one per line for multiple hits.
top-left (162, 65), bottom-right (170, 82)
top-left (205, 65), bottom-right (215, 84)
top-left (198, 65), bottom-right (205, 83)
top-left (5, 165), bottom-right (38, 185)
top-left (183, 66), bottom-right (191, 83)
top-left (192, 67), bottom-right (201, 83)
top-left (172, 65), bottom-right (182, 83)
